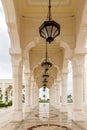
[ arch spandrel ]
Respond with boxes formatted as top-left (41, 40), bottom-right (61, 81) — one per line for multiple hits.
top-left (1, 0), bottom-right (21, 50)
top-left (36, 76), bottom-right (54, 88)
top-left (29, 43), bottom-right (64, 72)
top-left (33, 64), bottom-right (58, 88)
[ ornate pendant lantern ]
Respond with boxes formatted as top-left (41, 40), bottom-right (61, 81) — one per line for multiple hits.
top-left (43, 83), bottom-right (47, 87)
top-left (42, 73), bottom-right (49, 79)
top-left (42, 78), bottom-right (48, 84)
top-left (39, 0), bottom-right (60, 43)
top-left (43, 86), bottom-right (46, 91)
top-left (41, 42), bottom-right (52, 71)
top-left (41, 59), bottom-right (52, 71)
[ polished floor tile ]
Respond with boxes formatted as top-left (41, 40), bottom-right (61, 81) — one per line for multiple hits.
top-left (0, 103), bottom-right (87, 130)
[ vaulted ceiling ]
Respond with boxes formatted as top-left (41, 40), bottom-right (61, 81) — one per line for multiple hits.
top-left (5, 0), bottom-right (80, 88)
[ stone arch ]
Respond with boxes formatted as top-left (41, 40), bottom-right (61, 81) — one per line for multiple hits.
top-left (32, 57), bottom-right (59, 73)
top-left (76, 0), bottom-right (87, 49)
top-left (60, 41), bottom-right (73, 59)
top-left (23, 39), bottom-right (71, 73)
top-left (33, 63), bottom-right (58, 88)
top-left (6, 85), bottom-right (12, 91)
top-left (23, 41), bottom-right (36, 56)
top-left (23, 37), bottom-right (66, 72)
top-left (23, 36), bottom-right (40, 58)
top-left (81, 1), bottom-right (87, 26)
top-left (23, 40), bottom-right (36, 73)
top-left (1, 0), bottom-right (21, 49)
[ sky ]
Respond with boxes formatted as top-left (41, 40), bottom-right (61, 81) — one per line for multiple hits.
top-left (0, 0), bottom-right (72, 98)
top-left (0, 0), bottom-right (12, 79)
top-left (39, 88), bottom-right (49, 99)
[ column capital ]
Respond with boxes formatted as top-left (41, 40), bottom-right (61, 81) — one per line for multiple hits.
top-left (62, 72), bottom-right (68, 81)
top-left (9, 47), bottom-right (22, 57)
top-left (10, 54), bottom-right (22, 66)
top-left (72, 54), bottom-right (85, 66)
top-left (10, 52), bottom-right (23, 76)
top-left (24, 72), bottom-right (31, 80)
top-left (72, 54), bottom-right (85, 77)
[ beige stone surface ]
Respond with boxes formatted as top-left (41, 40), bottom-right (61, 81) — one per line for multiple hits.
top-left (0, 103), bottom-right (87, 130)
top-left (1, 0), bottom-right (87, 123)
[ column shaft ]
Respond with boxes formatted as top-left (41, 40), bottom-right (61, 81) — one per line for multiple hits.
top-left (24, 73), bottom-right (31, 112)
top-left (72, 55), bottom-right (85, 121)
top-left (11, 54), bottom-right (23, 121)
top-left (61, 73), bottom-right (68, 112)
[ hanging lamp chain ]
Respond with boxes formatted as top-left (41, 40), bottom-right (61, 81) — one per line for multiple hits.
top-left (49, 0), bottom-right (51, 21)
top-left (46, 42), bottom-right (48, 62)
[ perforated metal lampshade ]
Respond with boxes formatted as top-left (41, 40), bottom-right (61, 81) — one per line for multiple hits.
top-left (43, 86), bottom-right (46, 91)
top-left (42, 73), bottom-right (49, 79)
top-left (43, 83), bottom-right (47, 87)
top-left (41, 59), bottom-right (52, 71)
top-left (39, 0), bottom-right (60, 43)
top-left (42, 79), bottom-right (48, 84)
top-left (39, 20), bottom-right (60, 43)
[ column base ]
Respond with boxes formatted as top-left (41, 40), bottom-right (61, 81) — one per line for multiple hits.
top-left (60, 104), bottom-right (67, 112)
top-left (83, 105), bottom-right (87, 120)
top-left (12, 110), bottom-right (23, 121)
top-left (24, 105), bottom-right (31, 113)
top-left (31, 105), bottom-right (35, 109)
top-left (84, 104), bottom-right (87, 112)
top-left (55, 104), bottom-right (60, 109)
top-left (72, 110), bottom-right (85, 121)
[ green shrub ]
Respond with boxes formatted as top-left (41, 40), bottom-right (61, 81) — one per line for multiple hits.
top-left (39, 99), bottom-right (49, 103)
top-left (8, 101), bottom-right (12, 106)
top-left (0, 101), bottom-right (13, 107)
top-left (0, 102), bottom-right (5, 107)
top-left (67, 99), bottom-right (73, 103)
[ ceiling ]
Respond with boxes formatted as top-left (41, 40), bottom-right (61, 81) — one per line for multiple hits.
top-left (13, 0), bottom-right (79, 88)
top-left (14, 0), bottom-right (78, 17)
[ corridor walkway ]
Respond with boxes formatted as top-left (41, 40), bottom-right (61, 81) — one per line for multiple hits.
top-left (0, 103), bottom-right (87, 130)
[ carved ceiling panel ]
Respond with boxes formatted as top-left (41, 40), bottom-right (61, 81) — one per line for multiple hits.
top-left (33, 63), bottom-right (58, 88)
top-left (27, 0), bottom-right (71, 6)
top-left (29, 44), bottom-right (64, 71)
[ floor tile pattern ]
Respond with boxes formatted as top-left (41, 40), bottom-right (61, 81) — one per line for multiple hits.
top-left (0, 103), bottom-right (87, 130)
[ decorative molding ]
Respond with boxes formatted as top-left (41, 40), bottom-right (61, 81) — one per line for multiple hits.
top-left (27, 0), bottom-right (71, 6)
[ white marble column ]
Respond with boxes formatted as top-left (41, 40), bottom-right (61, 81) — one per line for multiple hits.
top-left (61, 72), bottom-right (68, 112)
top-left (56, 80), bottom-right (61, 109)
top-left (30, 80), bottom-right (34, 109)
top-left (7, 89), bottom-right (11, 102)
top-left (2, 83), bottom-right (6, 103)
top-left (54, 84), bottom-right (57, 107)
top-left (72, 55), bottom-right (85, 121)
top-left (49, 88), bottom-right (51, 105)
top-left (32, 82), bottom-right (35, 108)
top-left (34, 83), bottom-right (38, 107)
top-left (51, 86), bottom-right (55, 106)
top-left (83, 56), bottom-right (87, 107)
top-left (36, 86), bottom-right (39, 106)
top-left (24, 73), bottom-right (31, 112)
top-left (34, 83), bottom-right (36, 107)
top-left (11, 54), bottom-right (23, 121)
top-left (32, 81), bottom-right (35, 108)
top-left (50, 86), bottom-right (55, 106)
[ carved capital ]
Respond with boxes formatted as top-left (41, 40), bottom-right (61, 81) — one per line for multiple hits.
top-left (10, 53), bottom-right (22, 66)
top-left (62, 72), bottom-right (68, 80)
top-left (24, 73), bottom-right (31, 81)
top-left (72, 54), bottom-right (85, 76)
top-left (9, 47), bottom-right (22, 55)
top-left (72, 54), bottom-right (85, 66)
top-left (10, 54), bottom-right (23, 76)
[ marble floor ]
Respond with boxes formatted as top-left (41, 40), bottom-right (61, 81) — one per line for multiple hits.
top-left (0, 103), bottom-right (87, 130)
